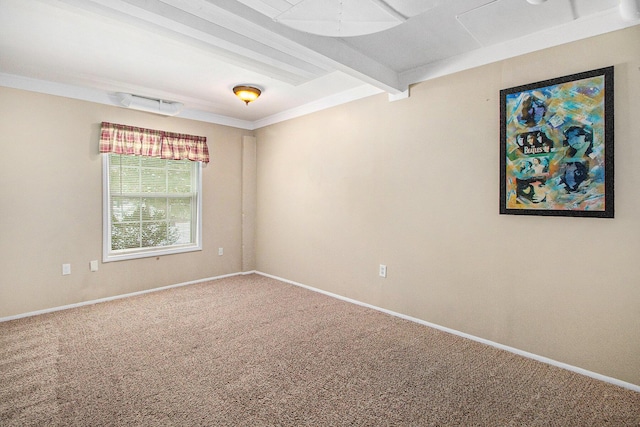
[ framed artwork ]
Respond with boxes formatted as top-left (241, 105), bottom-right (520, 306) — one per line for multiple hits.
top-left (500, 66), bottom-right (614, 218)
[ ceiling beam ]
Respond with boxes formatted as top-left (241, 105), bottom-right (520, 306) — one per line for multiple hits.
top-left (207, 0), bottom-right (405, 93)
top-left (57, 0), bottom-right (329, 85)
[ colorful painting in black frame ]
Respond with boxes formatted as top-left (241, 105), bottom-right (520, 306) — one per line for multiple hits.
top-left (500, 66), bottom-right (614, 218)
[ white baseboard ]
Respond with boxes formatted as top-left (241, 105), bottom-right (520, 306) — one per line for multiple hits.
top-left (255, 271), bottom-right (640, 393)
top-left (0, 272), bottom-right (242, 323)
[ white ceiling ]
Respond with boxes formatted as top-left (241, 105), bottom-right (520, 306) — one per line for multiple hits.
top-left (0, 0), bottom-right (637, 129)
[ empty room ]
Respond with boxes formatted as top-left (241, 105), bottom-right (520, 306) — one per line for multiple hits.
top-left (1, 0), bottom-right (639, 425)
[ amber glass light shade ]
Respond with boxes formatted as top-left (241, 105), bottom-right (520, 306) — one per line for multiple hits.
top-left (233, 85), bottom-right (261, 105)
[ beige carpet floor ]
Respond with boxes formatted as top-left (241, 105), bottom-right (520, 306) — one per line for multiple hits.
top-left (1, 274), bottom-right (639, 426)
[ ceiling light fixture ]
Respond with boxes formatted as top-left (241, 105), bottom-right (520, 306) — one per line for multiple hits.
top-left (526, 0), bottom-right (547, 4)
top-left (233, 85), bottom-right (261, 105)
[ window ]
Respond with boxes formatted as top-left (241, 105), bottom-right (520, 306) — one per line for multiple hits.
top-left (99, 121), bottom-right (208, 262)
top-left (103, 153), bottom-right (202, 262)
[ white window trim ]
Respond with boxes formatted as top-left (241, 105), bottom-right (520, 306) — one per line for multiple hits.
top-left (102, 154), bottom-right (203, 263)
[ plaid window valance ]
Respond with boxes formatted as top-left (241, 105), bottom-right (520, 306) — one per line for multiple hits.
top-left (99, 122), bottom-right (209, 163)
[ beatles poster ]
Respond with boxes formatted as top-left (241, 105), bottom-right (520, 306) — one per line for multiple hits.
top-left (500, 67), bottom-right (614, 218)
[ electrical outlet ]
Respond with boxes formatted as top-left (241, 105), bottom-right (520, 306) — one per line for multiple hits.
top-left (379, 264), bottom-right (387, 278)
top-left (90, 260), bottom-right (99, 272)
top-left (218, 247), bottom-right (224, 256)
top-left (62, 264), bottom-right (71, 276)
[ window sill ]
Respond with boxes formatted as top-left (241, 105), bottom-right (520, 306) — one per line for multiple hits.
top-left (103, 244), bottom-right (202, 263)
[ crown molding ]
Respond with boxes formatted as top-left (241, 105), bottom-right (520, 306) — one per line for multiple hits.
top-left (0, 72), bottom-right (380, 130)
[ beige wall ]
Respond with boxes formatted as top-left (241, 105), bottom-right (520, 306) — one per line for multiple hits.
top-left (0, 87), bottom-right (252, 317)
top-left (254, 26), bottom-right (640, 385)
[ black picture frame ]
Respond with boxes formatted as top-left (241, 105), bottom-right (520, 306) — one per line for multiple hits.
top-left (500, 66), bottom-right (614, 218)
